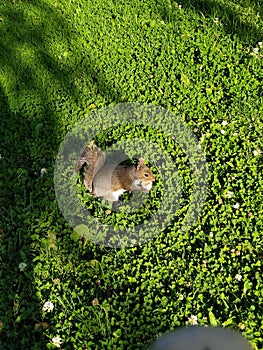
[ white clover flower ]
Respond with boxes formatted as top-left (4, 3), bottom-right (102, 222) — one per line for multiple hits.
top-left (253, 148), bottom-right (261, 156)
top-left (253, 47), bottom-right (259, 54)
top-left (188, 315), bottom-right (198, 325)
top-left (238, 322), bottom-right (246, 330)
top-left (233, 203), bottom-right (240, 209)
top-left (52, 336), bottom-right (62, 348)
top-left (43, 301), bottom-right (54, 312)
top-left (214, 18), bottom-right (220, 23)
top-left (18, 262), bottom-right (27, 271)
top-left (91, 298), bottom-right (99, 306)
top-left (178, 4), bottom-right (182, 9)
top-left (220, 129), bottom-right (225, 134)
top-left (258, 42), bottom-right (262, 47)
top-left (235, 274), bottom-right (242, 282)
top-left (221, 120), bottom-right (228, 126)
top-left (178, 294), bottom-right (184, 301)
top-left (40, 168), bottom-right (47, 177)
top-left (225, 191), bottom-right (233, 198)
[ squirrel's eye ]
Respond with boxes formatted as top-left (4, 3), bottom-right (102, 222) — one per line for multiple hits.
top-left (144, 173), bottom-right (149, 177)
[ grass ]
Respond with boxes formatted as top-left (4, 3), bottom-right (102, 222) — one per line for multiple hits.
top-left (0, 0), bottom-right (263, 349)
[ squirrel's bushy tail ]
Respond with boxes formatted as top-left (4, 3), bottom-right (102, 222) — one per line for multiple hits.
top-left (76, 142), bottom-right (106, 191)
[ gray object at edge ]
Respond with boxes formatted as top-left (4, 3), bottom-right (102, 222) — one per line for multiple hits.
top-left (149, 326), bottom-right (252, 350)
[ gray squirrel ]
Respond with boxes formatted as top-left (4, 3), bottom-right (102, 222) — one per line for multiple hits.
top-left (76, 141), bottom-right (155, 202)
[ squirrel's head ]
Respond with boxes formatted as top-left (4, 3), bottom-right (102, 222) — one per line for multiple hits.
top-left (136, 158), bottom-right (155, 183)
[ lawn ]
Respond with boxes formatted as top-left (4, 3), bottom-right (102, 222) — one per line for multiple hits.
top-left (0, 0), bottom-right (263, 349)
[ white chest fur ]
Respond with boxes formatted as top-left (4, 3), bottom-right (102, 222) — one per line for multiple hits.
top-left (131, 179), bottom-right (143, 190)
top-left (111, 189), bottom-right (126, 201)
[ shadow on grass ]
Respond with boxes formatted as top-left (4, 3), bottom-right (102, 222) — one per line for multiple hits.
top-left (0, 1), bottom-right (118, 349)
top-left (0, 85), bottom-right (47, 348)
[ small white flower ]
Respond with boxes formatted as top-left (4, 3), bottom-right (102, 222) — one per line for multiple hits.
top-left (225, 191), bottom-right (233, 198)
top-left (188, 315), bottom-right (198, 325)
top-left (18, 262), bottom-right (27, 271)
top-left (238, 322), bottom-right (246, 330)
top-left (209, 232), bottom-right (213, 238)
top-left (233, 132), bottom-right (239, 136)
top-left (258, 41), bottom-right (262, 47)
top-left (178, 294), bottom-right (184, 301)
top-left (214, 18), bottom-right (220, 23)
top-left (253, 148), bottom-right (261, 156)
top-left (43, 301), bottom-right (54, 312)
top-left (52, 336), bottom-right (62, 348)
top-left (233, 203), bottom-right (240, 209)
top-left (178, 4), bottom-right (182, 9)
top-left (130, 239), bottom-right (137, 245)
top-left (221, 120), bottom-right (228, 126)
top-left (235, 274), bottom-right (242, 282)
top-left (220, 129), bottom-right (225, 134)
top-left (253, 47), bottom-right (259, 54)
top-left (40, 168), bottom-right (47, 177)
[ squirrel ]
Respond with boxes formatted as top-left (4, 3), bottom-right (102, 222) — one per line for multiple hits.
top-left (76, 141), bottom-right (155, 202)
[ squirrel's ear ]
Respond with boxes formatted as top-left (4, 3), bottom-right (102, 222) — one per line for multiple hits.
top-left (137, 158), bottom-right (145, 169)
top-left (88, 140), bottom-right (95, 148)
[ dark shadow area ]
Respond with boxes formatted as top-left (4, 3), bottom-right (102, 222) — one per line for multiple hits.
top-left (0, 1), bottom-right (118, 349)
top-left (0, 0), bottom-right (120, 109)
top-left (0, 85), bottom-right (48, 348)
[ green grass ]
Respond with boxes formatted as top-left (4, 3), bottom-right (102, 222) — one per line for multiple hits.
top-left (0, 0), bottom-right (263, 349)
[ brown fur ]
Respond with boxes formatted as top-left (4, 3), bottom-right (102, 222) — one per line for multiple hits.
top-left (77, 142), bottom-right (155, 202)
